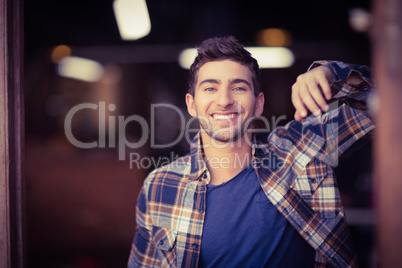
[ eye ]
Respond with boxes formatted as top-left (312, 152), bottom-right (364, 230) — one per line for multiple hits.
top-left (204, 87), bottom-right (216, 92)
top-left (233, 87), bottom-right (246, 91)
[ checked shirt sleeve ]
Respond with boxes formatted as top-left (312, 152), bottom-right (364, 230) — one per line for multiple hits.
top-left (309, 60), bottom-right (374, 104)
top-left (298, 61), bottom-right (375, 166)
top-left (128, 185), bottom-right (161, 267)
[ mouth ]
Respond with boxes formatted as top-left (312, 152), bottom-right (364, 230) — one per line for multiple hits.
top-left (211, 112), bottom-right (239, 120)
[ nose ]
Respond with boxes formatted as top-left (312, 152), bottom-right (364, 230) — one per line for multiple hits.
top-left (216, 89), bottom-right (234, 108)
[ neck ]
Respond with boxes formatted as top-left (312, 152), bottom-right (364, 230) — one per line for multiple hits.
top-left (200, 131), bottom-right (253, 185)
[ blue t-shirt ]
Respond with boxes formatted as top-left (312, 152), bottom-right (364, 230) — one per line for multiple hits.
top-left (199, 165), bottom-right (315, 267)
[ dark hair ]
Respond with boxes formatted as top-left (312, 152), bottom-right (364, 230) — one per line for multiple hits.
top-left (188, 36), bottom-right (260, 96)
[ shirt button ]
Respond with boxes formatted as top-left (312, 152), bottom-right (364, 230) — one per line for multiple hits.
top-left (198, 208), bottom-right (204, 214)
top-left (311, 178), bottom-right (316, 183)
top-left (159, 240), bottom-right (164, 246)
top-left (192, 243), bottom-right (199, 250)
top-left (203, 172), bottom-right (208, 178)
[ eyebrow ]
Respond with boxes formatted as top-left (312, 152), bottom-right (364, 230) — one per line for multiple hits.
top-left (198, 78), bottom-right (252, 88)
top-left (230, 78), bottom-right (252, 88)
top-left (198, 79), bottom-right (219, 87)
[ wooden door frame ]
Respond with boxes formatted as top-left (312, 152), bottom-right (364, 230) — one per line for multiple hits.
top-left (0, 0), bottom-right (25, 267)
top-left (373, 0), bottom-right (402, 267)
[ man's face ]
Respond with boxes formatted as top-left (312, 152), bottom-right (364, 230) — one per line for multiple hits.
top-left (186, 60), bottom-right (264, 143)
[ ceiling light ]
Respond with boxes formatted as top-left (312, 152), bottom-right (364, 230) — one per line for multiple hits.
top-left (113, 0), bottom-right (151, 40)
top-left (58, 56), bottom-right (104, 82)
top-left (51, 45), bottom-right (72, 63)
top-left (178, 47), bottom-right (294, 69)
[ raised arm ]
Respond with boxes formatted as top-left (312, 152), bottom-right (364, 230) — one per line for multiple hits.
top-left (269, 60), bottom-right (376, 166)
top-left (291, 60), bottom-right (372, 121)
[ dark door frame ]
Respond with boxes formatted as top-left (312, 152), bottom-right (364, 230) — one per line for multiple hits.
top-left (0, 0), bottom-right (25, 267)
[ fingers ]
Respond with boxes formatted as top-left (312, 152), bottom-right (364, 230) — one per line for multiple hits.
top-left (292, 78), bottom-right (324, 118)
top-left (291, 66), bottom-right (332, 120)
top-left (317, 73), bottom-right (332, 101)
top-left (291, 84), bottom-right (308, 118)
top-left (305, 76), bottom-right (329, 113)
top-left (294, 111), bottom-right (303, 122)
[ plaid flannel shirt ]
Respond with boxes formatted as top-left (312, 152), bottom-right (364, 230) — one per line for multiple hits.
top-left (128, 61), bottom-right (375, 268)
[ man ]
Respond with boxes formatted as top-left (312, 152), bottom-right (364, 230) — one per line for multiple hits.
top-left (128, 36), bottom-right (374, 267)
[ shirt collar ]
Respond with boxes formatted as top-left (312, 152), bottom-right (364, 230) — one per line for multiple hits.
top-left (188, 132), bottom-right (208, 182)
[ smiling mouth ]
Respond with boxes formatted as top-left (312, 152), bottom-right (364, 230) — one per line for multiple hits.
top-left (212, 113), bottom-right (239, 120)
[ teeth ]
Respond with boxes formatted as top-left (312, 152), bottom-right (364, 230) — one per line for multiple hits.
top-left (213, 114), bottom-right (237, 120)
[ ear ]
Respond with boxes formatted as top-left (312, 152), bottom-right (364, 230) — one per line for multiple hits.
top-left (185, 93), bottom-right (197, 117)
top-left (254, 92), bottom-right (265, 116)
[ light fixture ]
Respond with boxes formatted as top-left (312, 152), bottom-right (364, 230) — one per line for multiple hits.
top-left (113, 0), bottom-right (151, 40)
top-left (58, 56), bottom-right (104, 82)
top-left (246, 47), bottom-right (294, 68)
top-left (256, 28), bottom-right (293, 47)
top-left (51, 45), bottom-right (72, 64)
top-left (349, 8), bottom-right (371, 33)
top-left (178, 47), bottom-right (294, 69)
top-left (178, 48), bottom-right (198, 69)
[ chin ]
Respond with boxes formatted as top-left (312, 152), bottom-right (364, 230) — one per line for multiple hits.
top-left (210, 129), bottom-right (245, 143)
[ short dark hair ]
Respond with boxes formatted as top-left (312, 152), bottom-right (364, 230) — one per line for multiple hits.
top-left (188, 36), bottom-right (261, 96)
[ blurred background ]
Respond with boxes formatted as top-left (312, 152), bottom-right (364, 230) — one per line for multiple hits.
top-left (24, 0), bottom-right (375, 267)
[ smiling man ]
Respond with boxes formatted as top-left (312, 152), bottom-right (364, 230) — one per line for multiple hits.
top-left (187, 60), bottom-right (263, 142)
top-left (186, 59), bottom-right (264, 185)
top-left (128, 36), bottom-right (375, 267)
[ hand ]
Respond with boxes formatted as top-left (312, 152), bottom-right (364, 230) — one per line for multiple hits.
top-left (291, 66), bottom-right (332, 121)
